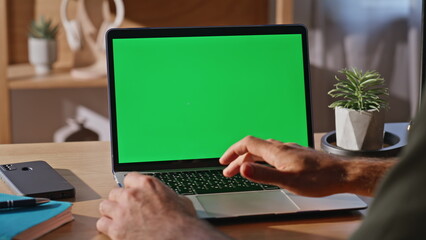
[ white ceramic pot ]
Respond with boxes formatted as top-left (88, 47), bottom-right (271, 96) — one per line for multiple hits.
top-left (335, 107), bottom-right (385, 151)
top-left (28, 37), bottom-right (57, 75)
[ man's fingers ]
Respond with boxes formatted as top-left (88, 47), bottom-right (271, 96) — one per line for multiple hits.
top-left (219, 136), bottom-right (274, 165)
top-left (96, 216), bottom-right (113, 236)
top-left (266, 139), bottom-right (283, 145)
top-left (223, 153), bottom-right (255, 177)
top-left (125, 172), bottom-right (179, 200)
top-left (123, 172), bottom-right (145, 189)
top-left (240, 162), bottom-right (291, 187)
top-left (99, 200), bottom-right (119, 218)
top-left (108, 187), bottom-right (126, 201)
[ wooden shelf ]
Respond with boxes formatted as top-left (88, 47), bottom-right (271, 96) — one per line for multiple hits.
top-left (8, 64), bottom-right (107, 90)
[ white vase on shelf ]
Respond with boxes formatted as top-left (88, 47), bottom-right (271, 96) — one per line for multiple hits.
top-left (28, 37), bottom-right (57, 75)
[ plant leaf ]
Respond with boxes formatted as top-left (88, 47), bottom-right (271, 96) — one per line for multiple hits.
top-left (328, 68), bottom-right (389, 111)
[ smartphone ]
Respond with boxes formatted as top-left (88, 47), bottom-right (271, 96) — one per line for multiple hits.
top-left (0, 160), bottom-right (75, 199)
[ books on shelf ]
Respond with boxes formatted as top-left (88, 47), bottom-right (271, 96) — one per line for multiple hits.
top-left (0, 193), bottom-right (73, 240)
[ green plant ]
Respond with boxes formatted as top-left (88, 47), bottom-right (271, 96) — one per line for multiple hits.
top-left (328, 68), bottom-right (389, 111)
top-left (29, 17), bottom-right (58, 39)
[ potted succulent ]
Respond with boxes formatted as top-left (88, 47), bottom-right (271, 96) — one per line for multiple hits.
top-left (28, 17), bottom-right (59, 75)
top-left (328, 68), bottom-right (389, 151)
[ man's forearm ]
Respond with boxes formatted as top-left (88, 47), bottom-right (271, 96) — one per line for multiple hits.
top-left (341, 159), bottom-right (396, 197)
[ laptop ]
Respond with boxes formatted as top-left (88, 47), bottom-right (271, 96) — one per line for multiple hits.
top-left (106, 25), bottom-right (367, 219)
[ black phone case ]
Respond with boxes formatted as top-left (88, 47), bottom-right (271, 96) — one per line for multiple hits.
top-left (0, 160), bottom-right (75, 199)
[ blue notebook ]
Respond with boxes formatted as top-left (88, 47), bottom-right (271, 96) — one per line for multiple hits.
top-left (0, 193), bottom-right (73, 240)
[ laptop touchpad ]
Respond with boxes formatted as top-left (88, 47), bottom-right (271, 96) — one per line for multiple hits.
top-left (196, 191), bottom-right (299, 218)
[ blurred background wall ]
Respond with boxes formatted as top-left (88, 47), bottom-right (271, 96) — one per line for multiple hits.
top-left (5, 0), bottom-right (423, 142)
top-left (294, 0), bottom-right (422, 131)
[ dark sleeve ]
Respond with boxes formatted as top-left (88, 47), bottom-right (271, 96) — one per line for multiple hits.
top-left (350, 100), bottom-right (426, 239)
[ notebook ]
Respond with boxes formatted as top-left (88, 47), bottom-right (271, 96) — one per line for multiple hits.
top-left (0, 194), bottom-right (73, 240)
top-left (106, 25), bottom-right (367, 219)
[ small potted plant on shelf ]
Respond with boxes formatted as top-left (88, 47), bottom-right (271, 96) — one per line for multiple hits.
top-left (328, 68), bottom-right (389, 151)
top-left (28, 17), bottom-right (58, 75)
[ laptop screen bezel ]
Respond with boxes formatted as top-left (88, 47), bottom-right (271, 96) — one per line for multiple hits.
top-left (106, 25), bottom-right (314, 172)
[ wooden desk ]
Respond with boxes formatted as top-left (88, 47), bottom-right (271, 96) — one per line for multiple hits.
top-left (0, 134), bottom-right (363, 240)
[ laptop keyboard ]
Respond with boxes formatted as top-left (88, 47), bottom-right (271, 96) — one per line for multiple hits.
top-left (143, 169), bottom-right (280, 195)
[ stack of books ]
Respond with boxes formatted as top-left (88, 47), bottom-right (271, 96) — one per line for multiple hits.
top-left (0, 193), bottom-right (73, 240)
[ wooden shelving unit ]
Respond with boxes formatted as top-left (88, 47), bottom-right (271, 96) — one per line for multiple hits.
top-left (8, 64), bottom-right (107, 90)
top-left (0, 0), bottom-right (11, 144)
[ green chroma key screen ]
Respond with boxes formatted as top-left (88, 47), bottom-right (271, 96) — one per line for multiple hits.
top-left (113, 33), bottom-right (309, 163)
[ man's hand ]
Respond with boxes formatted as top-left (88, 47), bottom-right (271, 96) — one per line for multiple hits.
top-left (97, 173), bottom-right (230, 240)
top-left (220, 136), bottom-right (395, 197)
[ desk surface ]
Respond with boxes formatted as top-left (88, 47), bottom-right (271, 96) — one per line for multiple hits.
top-left (0, 134), bottom-right (363, 240)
